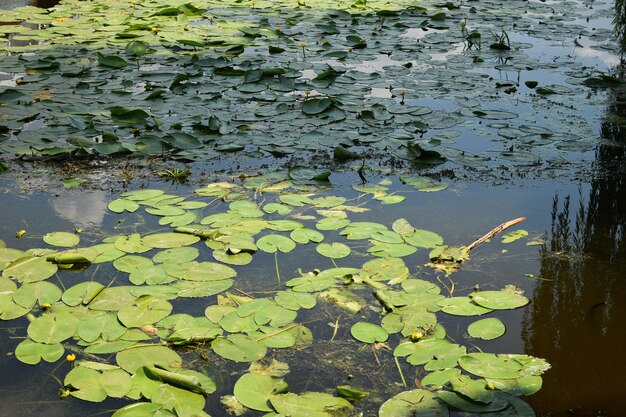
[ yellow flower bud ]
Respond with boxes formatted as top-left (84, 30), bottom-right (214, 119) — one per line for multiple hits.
top-left (66, 353), bottom-right (76, 362)
top-left (15, 230), bottom-right (26, 238)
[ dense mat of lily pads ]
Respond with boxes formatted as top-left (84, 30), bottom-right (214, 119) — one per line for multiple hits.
top-left (0, 0), bottom-right (618, 170)
top-left (0, 173), bottom-right (549, 416)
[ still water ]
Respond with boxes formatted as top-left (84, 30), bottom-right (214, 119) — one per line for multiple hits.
top-left (0, 170), bottom-right (624, 417)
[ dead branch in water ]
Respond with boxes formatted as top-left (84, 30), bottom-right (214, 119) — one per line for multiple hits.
top-left (467, 217), bottom-right (527, 252)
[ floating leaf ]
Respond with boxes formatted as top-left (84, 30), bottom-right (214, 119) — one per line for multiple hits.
top-left (15, 339), bottom-right (64, 365)
top-left (233, 373), bottom-right (288, 412)
top-left (167, 261), bottom-right (236, 281)
top-left (142, 233), bottom-right (200, 249)
top-left (65, 366), bottom-right (132, 402)
top-left (316, 242), bottom-right (351, 259)
top-left (290, 228), bottom-right (324, 244)
top-left (459, 353), bottom-right (524, 379)
top-left (350, 322), bottom-right (388, 343)
top-left (470, 291), bottom-right (530, 310)
top-left (501, 229), bottom-right (529, 243)
top-left (257, 234), bottom-right (296, 253)
top-left (212, 334), bottom-right (267, 362)
top-left (468, 318), bottom-right (506, 340)
top-left (115, 234), bottom-right (151, 254)
top-left (400, 175), bottom-right (449, 192)
top-left (379, 389), bottom-right (448, 417)
top-left (28, 310), bottom-right (80, 344)
top-left (2, 256), bottom-right (58, 283)
top-left (436, 390), bottom-right (508, 412)
top-left (116, 345), bottom-right (182, 373)
top-left (118, 296), bottom-right (173, 328)
top-left (269, 392), bottom-right (353, 417)
top-left (438, 296), bottom-right (493, 316)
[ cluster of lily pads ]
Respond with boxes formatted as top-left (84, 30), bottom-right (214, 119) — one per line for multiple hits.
top-left (0, 0), bottom-right (614, 170)
top-left (0, 173), bottom-right (548, 416)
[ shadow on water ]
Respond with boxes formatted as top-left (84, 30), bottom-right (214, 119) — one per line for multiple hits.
top-left (524, 18), bottom-right (626, 414)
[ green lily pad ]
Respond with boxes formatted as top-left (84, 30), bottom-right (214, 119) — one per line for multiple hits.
top-left (469, 291), bottom-right (530, 310)
top-left (436, 390), bottom-right (508, 412)
top-left (28, 310), bottom-right (80, 344)
top-left (438, 296), bottom-right (493, 316)
top-left (459, 353), bottom-right (524, 379)
top-left (468, 318), bottom-right (506, 340)
top-left (501, 229), bottom-right (529, 243)
top-left (108, 199), bottom-right (140, 213)
top-left (400, 175), bottom-right (449, 192)
top-left (65, 366), bottom-right (132, 402)
top-left (12, 281), bottom-right (62, 309)
top-left (167, 261), bottom-right (236, 281)
top-left (257, 234), bottom-right (296, 253)
top-left (118, 296), bottom-right (173, 328)
top-left (233, 373), bottom-right (288, 412)
top-left (350, 322), bottom-right (388, 343)
top-left (43, 231), bottom-right (80, 247)
top-left (15, 339), bottom-right (64, 365)
top-left (379, 389), bottom-right (448, 417)
top-left (316, 242), bottom-right (351, 259)
top-left (269, 392), bottom-right (353, 417)
top-left (212, 334), bottom-right (267, 362)
top-left (116, 345), bottom-right (182, 373)
top-left (115, 234), bottom-right (151, 254)
top-left (141, 233), bottom-right (200, 249)
top-left (2, 256), bottom-right (58, 283)
top-left (290, 228), bottom-right (324, 244)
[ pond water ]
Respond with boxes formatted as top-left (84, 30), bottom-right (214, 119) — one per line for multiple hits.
top-left (1, 0), bottom-right (625, 416)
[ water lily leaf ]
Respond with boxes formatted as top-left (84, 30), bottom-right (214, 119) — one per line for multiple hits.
top-left (116, 345), bottom-right (182, 373)
top-left (361, 258), bottom-right (409, 283)
top-left (459, 353), bottom-right (523, 379)
top-left (234, 373), bottom-right (288, 412)
top-left (368, 242), bottom-right (417, 258)
top-left (121, 189), bottom-right (164, 201)
top-left (0, 248), bottom-right (25, 270)
top-left (500, 150), bottom-right (540, 163)
top-left (212, 334), bottom-right (267, 362)
top-left (316, 242), bottom-right (351, 259)
top-left (114, 255), bottom-right (153, 273)
top-left (111, 402), bottom-right (162, 417)
top-left (302, 98), bottom-right (332, 115)
top-left (468, 318), bottom-right (506, 340)
top-left (438, 296), bottom-right (493, 316)
top-left (269, 392), bottom-right (353, 417)
top-left (97, 52), bottom-right (128, 68)
top-left (115, 234), bottom-right (151, 254)
top-left (65, 366), bottom-right (132, 402)
top-left (257, 234), bottom-right (296, 253)
top-left (111, 107), bottom-right (150, 124)
top-left (43, 231), bottom-right (80, 247)
top-left (125, 40), bottom-right (148, 56)
top-left (285, 273), bottom-right (335, 293)
top-left (340, 222), bottom-right (387, 240)
top-left (78, 311), bottom-right (126, 343)
top-left (142, 233), bottom-right (200, 249)
top-left (400, 175), bottom-right (449, 192)
top-left (150, 383), bottom-right (205, 411)
top-left (290, 228), bottom-right (324, 244)
top-left (274, 290), bottom-right (316, 310)
top-left (501, 229), bottom-right (529, 243)
top-left (469, 291), bottom-right (529, 310)
top-left (91, 244), bottom-right (125, 263)
top-left (28, 310), bottom-right (80, 344)
top-left (12, 281), bottom-right (62, 309)
top-left (350, 322), bottom-right (388, 343)
top-left (403, 229), bottom-right (444, 248)
top-left (167, 261), bottom-right (236, 281)
top-left (2, 256), bottom-right (58, 283)
top-left (263, 203), bottom-right (292, 215)
top-left (379, 389), bottom-right (448, 417)
top-left (394, 338), bottom-right (466, 369)
top-left (487, 376), bottom-right (543, 396)
top-left (14, 339), bottom-right (64, 365)
top-left (118, 296), bottom-right (173, 328)
top-left (62, 281), bottom-right (105, 307)
top-left (422, 368), bottom-right (463, 389)
top-left (316, 217), bottom-right (350, 231)
top-left (436, 390), bottom-right (508, 412)
top-left (449, 375), bottom-right (494, 403)
top-left (108, 199), bottom-right (140, 213)
top-left (288, 166), bottom-right (331, 181)
top-left (153, 247), bottom-right (199, 264)
top-left (89, 286), bottom-right (137, 311)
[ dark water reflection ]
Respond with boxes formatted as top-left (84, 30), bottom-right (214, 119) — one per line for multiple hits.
top-left (525, 71), bottom-right (626, 416)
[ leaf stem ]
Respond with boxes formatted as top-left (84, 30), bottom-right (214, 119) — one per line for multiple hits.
top-left (274, 251), bottom-right (281, 283)
top-left (394, 356), bottom-right (407, 387)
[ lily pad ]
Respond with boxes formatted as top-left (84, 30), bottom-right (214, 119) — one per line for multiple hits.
top-left (468, 318), bottom-right (506, 340)
top-left (233, 373), bottom-right (288, 412)
top-left (43, 231), bottom-right (80, 247)
top-left (316, 242), bottom-right (351, 259)
top-left (269, 392), bottom-right (353, 417)
top-left (212, 334), bottom-right (267, 363)
top-left (469, 291), bottom-right (530, 310)
top-left (350, 322), bottom-right (388, 343)
top-left (379, 389), bottom-right (448, 417)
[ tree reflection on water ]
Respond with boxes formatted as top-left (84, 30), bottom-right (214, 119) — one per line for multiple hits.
top-left (524, 16), bottom-right (626, 413)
